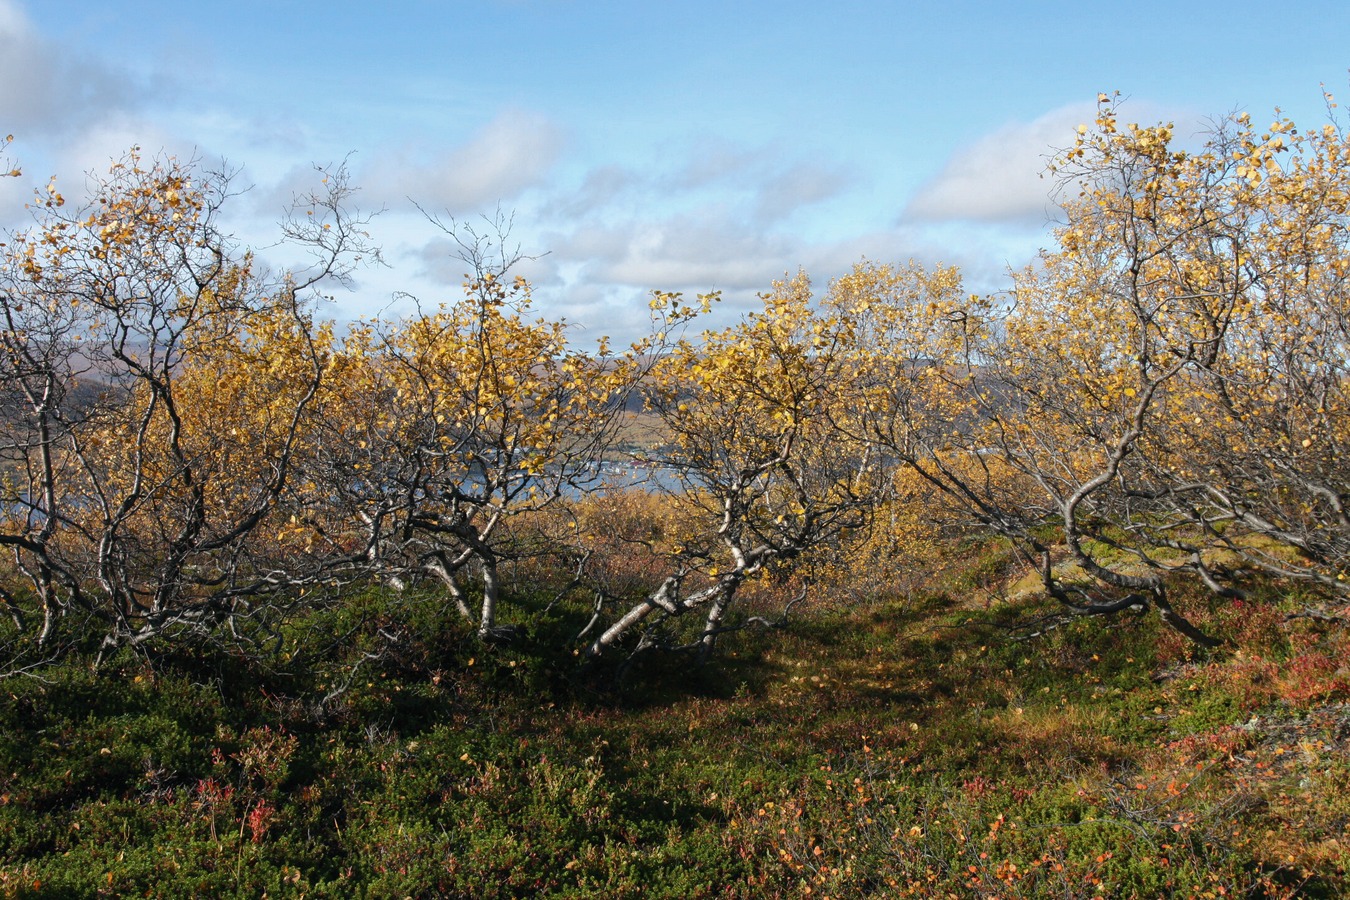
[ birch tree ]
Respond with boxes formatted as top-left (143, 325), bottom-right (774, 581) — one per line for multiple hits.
top-left (0, 152), bottom-right (373, 654)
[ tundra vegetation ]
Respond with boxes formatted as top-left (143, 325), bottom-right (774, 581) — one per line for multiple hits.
top-left (0, 96), bottom-right (1346, 896)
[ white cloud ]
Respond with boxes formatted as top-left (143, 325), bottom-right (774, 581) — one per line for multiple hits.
top-left (0, 115), bottom-right (226, 235)
top-left (0, 0), bottom-right (140, 138)
top-left (753, 162), bottom-right (852, 223)
top-left (54, 116), bottom-right (200, 177)
top-left (0, 170), bottom-right (28, 225)
top-left (543, 141), bottom-right (853, 228)
top-left (669, 145), bottom-right (852, 222)
top-left (246, 159), bottom-right (349, 222)
top-left (671, 143), bottom-right (760, 190)
top-left (407, 230), bottom-right (563, 295)
top-left (539, 164), bottom-right (640, 220)
top-left (364, 109), bottom-right (565, 213)
top-left (558, 211), bottom-right (802, 294)
top-left (904, 103), bottom-right (1098, 224)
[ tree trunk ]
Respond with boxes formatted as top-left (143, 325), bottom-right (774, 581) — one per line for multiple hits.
top-left (587, 575), bottom-right (681, 657)
top-left (477, 557), bottom-right (501, 638)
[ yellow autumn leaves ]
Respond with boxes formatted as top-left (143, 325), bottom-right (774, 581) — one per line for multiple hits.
top-left (2, 91), bottom-right (1346, 656)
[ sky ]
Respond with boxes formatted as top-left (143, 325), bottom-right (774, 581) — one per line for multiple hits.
top-left (2, 0), bottom-right (1348, 345)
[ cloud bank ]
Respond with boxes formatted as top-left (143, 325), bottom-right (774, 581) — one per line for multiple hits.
top-left (0, 0), bottom-right (141, 138)
top-left (364, 109), bottom-right (566, 214)
top-left (904, 103), bottom-right (1098, 224)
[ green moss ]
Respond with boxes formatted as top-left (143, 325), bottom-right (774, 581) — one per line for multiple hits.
top-left (0, 545), bottom-right (1345, 897)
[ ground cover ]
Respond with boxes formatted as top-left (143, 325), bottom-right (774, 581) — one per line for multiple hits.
top-left (0, 555), bottom-right (1345, 898)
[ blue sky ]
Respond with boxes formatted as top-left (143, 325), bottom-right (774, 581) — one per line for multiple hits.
top-left (3, 0), bottom-right (1348, 343)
